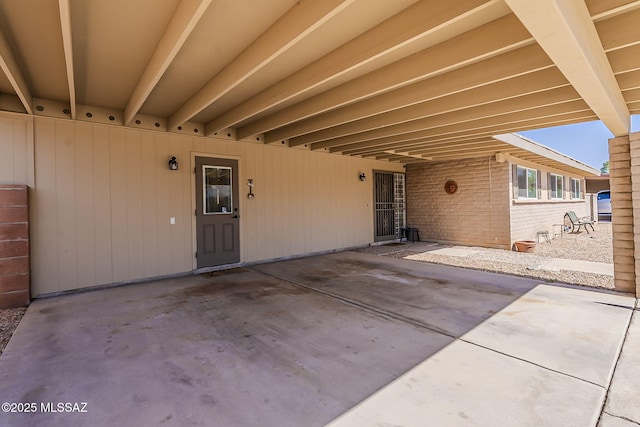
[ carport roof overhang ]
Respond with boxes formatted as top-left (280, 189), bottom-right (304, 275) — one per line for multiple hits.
top-left (0, 0), bottom-right (637, 165)
top-left (493, 133), bottom-right (601, 176)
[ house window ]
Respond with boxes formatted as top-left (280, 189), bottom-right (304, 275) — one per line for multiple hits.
top-left (517, 166), bottom-right (538, 199)
top-left (549, 174), bottom-right (563, 199)
top-left (571, 178), bottom-right (581, 199)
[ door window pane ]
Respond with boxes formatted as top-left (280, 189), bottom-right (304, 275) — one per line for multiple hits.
top-left (203, 166), bottom-right (232, 214)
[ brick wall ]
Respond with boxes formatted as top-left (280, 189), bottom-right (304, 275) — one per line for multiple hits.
top-left (631, 133), bottom-right (640, 297)
top-left (406, 157), bottom-right (511, 249)
top-left (510, 200), bottom-right (588, 243)
top-left (0, 185), bottom-right (30, 308)
top-left (508, 160), bottom-right (590, 244)
top-left (406, 157), bottom-right (592, 250)
top-left (586, 178), bottom-right (610, 194)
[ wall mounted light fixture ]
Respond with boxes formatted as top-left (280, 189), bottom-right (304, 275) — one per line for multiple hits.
top-left (359, 172), bottom-right (366, 182)
top-left (247, 179), bottom-right (255, 199)
top-left (168, 156), bottom-right (178, 170)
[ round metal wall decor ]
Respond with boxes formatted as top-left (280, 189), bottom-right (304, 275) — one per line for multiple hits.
top-left (444, 180), bottom-right (458, 194)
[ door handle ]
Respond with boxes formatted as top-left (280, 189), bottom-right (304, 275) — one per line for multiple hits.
top-left (232, 215), bottom-right (239, 219)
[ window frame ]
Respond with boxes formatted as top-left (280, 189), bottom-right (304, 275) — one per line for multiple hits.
top-left (516, 166), bottom-right (539, 199)
top-left (549, 173), bottom-right (563, 199)
top-left (570, 178), bottom-right (581, 199)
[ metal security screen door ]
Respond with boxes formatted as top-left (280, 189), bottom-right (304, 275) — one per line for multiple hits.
top-left (374, 171), bottom-right (405, 241)
top-left (195, 157), bottom-right (240, 268)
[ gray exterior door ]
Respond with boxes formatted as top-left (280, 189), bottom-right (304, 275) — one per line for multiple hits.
top-left (195, 157), bottom-right (240, 268)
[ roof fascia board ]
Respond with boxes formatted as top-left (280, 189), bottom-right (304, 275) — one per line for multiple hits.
top-left (494, 133), bottom-right (600, 176)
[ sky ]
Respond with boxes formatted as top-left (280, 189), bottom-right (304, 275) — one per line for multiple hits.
top-left (518, 114), bottom-right (640, 171)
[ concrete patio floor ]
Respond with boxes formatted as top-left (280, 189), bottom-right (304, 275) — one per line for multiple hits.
top-left (0, 251), bottom-right (636, 426)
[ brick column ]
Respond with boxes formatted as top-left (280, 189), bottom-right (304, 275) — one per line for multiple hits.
top-left (631, 133), bottom-right (640, 297)
top-left (0, 185), bottom-right (30, 308)
top-left (609, 134), bottom-right (640, 296)
top-left (609, 135), bottom-right (635, 293)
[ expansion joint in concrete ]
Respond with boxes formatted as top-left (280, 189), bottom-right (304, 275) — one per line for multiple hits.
top-left (597, 297), bottom-right (639, 426)
top-left (603, 411), bottom-right (640, 426)
top-left (458, 338), bottom-right (605, 389)
top-left (247, 267), bottom-right (456, 339)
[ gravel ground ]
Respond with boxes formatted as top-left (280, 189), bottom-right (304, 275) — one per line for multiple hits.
top-left (0, 306), bottom-right (27, 356)
top-left (356, 222), bottom-right (614, 290)
top-left (532, 222), bottom-right (612, 263)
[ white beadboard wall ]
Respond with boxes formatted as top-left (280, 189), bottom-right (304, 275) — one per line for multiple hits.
top-left (0, 112), bottom-right (34, 187)
top-left (24, 116), bottom-right (402, 295)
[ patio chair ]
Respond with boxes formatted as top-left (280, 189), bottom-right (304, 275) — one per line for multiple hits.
top-left (563, 211), bottom-right (595, 234)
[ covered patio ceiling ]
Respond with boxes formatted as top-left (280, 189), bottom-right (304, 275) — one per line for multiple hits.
top-left (0, 0), bottom-right (638, 165)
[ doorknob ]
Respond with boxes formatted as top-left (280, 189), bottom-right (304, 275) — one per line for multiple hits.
top-left (232, 215), bottom-right (239, 219)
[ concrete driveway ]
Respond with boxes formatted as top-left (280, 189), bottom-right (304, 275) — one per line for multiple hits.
top-left (0, 251), bottom-right (636, 427)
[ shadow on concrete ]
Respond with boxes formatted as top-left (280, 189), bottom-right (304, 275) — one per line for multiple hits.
top-left (0, 251), bottom-right (633, 426)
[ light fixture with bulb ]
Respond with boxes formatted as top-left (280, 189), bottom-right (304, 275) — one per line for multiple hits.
top-left (168, 156), bottom-right (178, 170)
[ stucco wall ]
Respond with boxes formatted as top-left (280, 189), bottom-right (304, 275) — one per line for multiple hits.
top-left (14, 115), bottom-right (403, 296)
top-left (406, 157), bottom-right (511, 249)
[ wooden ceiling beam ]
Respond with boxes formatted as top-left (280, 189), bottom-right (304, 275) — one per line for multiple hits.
top-left (300, 84), bottom-right (582, 148)
top-left (369, 154), bottom-right (428, 163)
top-left (338, 133), bottom-right (504, 155)
top-left (506, 0), bottom-right (630, 135)
top-left (341, 112), bottom-right (598, 156)
top-left (236, 13), bottom-right (533, 139)
top-left (331, 108), bottom-right (596, 154)
top-left (609, 44), bottom-right (640, 75)
top-left (208, 0), bottom-right (508, 136)
top-left (58, 0), bottom-right (76, 119)
top-left (333, 111), bottom-right (593, 155)
top-left (405, 143), bottom-right (506, 156)
top-left (588, 0), bottom-right (640, 21)
top-left (348, 139), bottom-right (500, 157)
top-left (422, 149), bottom-right (502, 161)
top-left (0, 29), bottom-right (32, 114)
top-left (623, 88), bottom-right (640, 103)
top-left (124, 0), bottom-right (212, 126)
top-left (272, 44), bottom-right (554, 145)
top-left (407, 140), bottom-right (504, 155)
top-left (341, 135), bottom-right (495, 156)
top-left (595, 6), bottom-right (640, 51)
top-left (616, 69), bottom-right (640, 91)
top-left (381, 150), bottom-right (433, 160)
top-left (168, 0), bottom-right (355, 130)
top-left (313, 66), bottom-right (570, 146)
